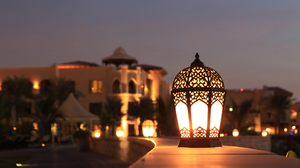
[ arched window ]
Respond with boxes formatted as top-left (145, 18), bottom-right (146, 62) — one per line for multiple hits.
top-left (112, 80), bottom-right (121, 93)
top-left (128, 80), bottom-right (136, 94)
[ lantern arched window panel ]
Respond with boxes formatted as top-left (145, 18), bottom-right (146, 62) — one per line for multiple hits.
top-left (191, 101), bottom-right (208, 136)
top-left (175, 102), bottom-right (190, 138)
top-left (171, 53), bottom-right (226, 147)
top-left (210, 101), bottom-right (222, 137)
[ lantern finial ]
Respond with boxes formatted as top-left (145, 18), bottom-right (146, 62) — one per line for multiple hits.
top-left (191, 53), bottom-right (204, 67)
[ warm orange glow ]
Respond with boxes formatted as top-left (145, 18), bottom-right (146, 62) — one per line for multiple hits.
top-left (51, 123), bottom-right (57, 136)
top-left (94, 132), bottom-right (100, 138)
top-left (33, 82), bottom-right (39, 90)
top-left (16, 163), bottom-right (22, 167)
top-left (191, 101), bottom-right (207, 130)
top-left (292, 125), bottom-right (296, 130)
top-left (291, 110), bottom-right (297, 119)
top-left (33, 122), bottom-right (38, 130)
top-left (57, 65), bottom-right (90, 69)
top-left (90, 80), bottom-right (102, 93)
top-left (295, 129), bottom-right (298, 134)
top-left (220, 133), bottom-right (224, 137)
top-left (232, 129), bottom-right (239, 137)
top-left (79, 123), bottom-right (86, 130)
top-left (210, 101), bottom-right (222, 130)
top-left (262, 131), bottom-right (268, 137)
top-left (116, 130), bottom-right (124, 137)
top-left (284, 128), bottom-right (288, 132)
top-left (13, 127), bottom-right (17, 131)
top-left (175, 102), bottom-right (189, 131)
top-left (142, 120), bottom-right (155, 137)
top-left (116, 127), bottom-right (124, 137)
top-left (266, 128), bottom-right (271, 132)
top-left (122, 119), bottom-right (127, 129)
top-left (42, 143), bottom-right (45, 147)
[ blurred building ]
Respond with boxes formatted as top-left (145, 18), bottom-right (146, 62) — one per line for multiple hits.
top-left (0, 47), bottom-right (171, 137)
top-left (222, 86), bottom-right (293, 135)
top-left (291, 102), bottom-right (300, 135)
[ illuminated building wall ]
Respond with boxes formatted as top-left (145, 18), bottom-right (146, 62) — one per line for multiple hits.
top-left (223, 86), bottom-right (293, 135)
top-left (0, 48), bottom-right (171, 137)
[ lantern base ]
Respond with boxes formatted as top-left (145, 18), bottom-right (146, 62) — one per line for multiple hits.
top-left (178, 138), bottom-right (222, 148)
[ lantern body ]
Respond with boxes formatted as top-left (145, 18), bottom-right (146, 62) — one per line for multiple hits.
top-left (171, 54), bottom-right (226, 147)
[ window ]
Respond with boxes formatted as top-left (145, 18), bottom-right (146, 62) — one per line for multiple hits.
top-left (128, 80), bottom-right (136, 93)
top-left (89, 103), bottom-right (102, 115)
top-left (112, 80), bottom-right (121, 93)
top-left (90, 80), bottom-right (102, 93)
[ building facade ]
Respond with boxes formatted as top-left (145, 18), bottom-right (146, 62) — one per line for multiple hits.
top-left (0, 47), bottom-right (171, 137)
top-left (222, 86), bottom-right (293, 135)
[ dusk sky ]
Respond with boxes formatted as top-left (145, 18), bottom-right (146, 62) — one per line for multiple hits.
top-left (1, 1), bottom-right (300, 100)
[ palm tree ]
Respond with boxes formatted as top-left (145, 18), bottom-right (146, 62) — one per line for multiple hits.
top-left (156, 96), bottom-right (178, 136)
top-left (104, 97), bottom-right (123, 137)
top-left (225, 99), bottom-right (253, 135)
top-left (32, 95), bottom-right (65, 147)
top-left (128, 96), bottom-right (155, 136)
top-left (1, 76), bottom-right (33, 127)
top-left (265, 94), bottom-right (291, 135)
top-left (99, 110), bottom-right (111, 137)
top-left (0, 92), bottom-right (9, 134)
top-left (48, 77), bottom-right (83, 107)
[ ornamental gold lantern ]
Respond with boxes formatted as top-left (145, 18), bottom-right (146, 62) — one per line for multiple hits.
top-left (171, 53), bottom-right (226, 147)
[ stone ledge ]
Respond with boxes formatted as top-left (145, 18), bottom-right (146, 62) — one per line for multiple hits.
top-left (94, 137), bottom-right (155, 164)
top-left (94, 137), bottom-right (300, 168)
top-left (220, 136), bottom-right (271, 151)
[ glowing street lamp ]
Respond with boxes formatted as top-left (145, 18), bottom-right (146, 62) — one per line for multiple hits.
top-left (232, 129), bottom-right (239, 137)
top-left (171, 53), bottom-right (226, 147)
top-left (262, 130), bottom-right (268, 137)
top-left (142, 120), bottom-right (155, 137)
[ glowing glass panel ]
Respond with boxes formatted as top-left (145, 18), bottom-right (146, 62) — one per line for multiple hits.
top-left (191, 101), bottom-right (208, 130)
top-left (210, 101), bottom-right (222, 130)
top-left (142, 120), bottom-right (155, 137)
top-left (176, 102), bottom-right (189, 131)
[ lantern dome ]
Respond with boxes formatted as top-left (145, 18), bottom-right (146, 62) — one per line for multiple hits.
top-left (172, 53), bottom-right (224, 90)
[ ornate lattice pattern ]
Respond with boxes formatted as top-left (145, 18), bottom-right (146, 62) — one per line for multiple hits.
top-left (190, 91), bottom-right (209, 105)
top-left (172, 66), bottom-right (224, 90)
top-left (206, 67), bottom-right (224, 89)
top-left (172, 92), bottom-right (187, 106)
top-left (188, 67), bottom-right (208, 88)
top-left (209, 126), bottom-right (219, 138)
top-left (193, 126), bottom-right (207, 138)
top-left (172, 67), bottom-right (190, 89)
top-left (180, 127), bottom-right (190, 138)
top-left (211, 91), bottom-right (225, 105)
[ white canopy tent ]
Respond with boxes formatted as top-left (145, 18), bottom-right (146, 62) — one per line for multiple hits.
top-left (57, 93), bottom-right (99, 134)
